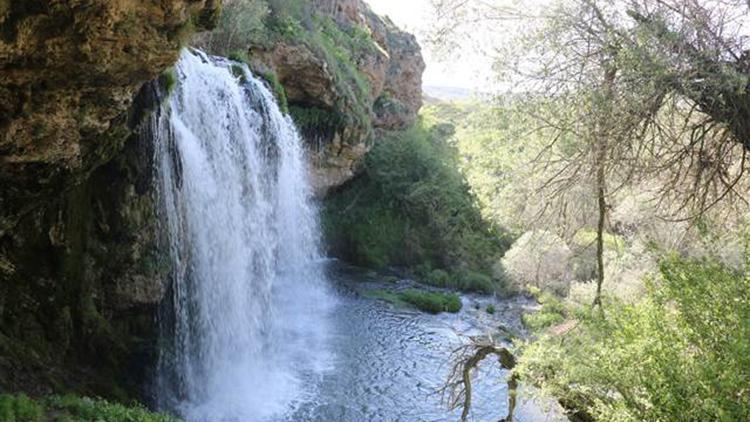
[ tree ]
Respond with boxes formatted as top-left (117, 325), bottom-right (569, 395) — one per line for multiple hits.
top-left (431, 0), bottom-right (750, 303)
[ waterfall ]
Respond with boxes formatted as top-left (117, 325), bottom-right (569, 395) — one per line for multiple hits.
top-left (153, 49), bottom-right (333, 421)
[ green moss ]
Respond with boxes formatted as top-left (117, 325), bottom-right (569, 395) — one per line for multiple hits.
top-left (288, 105), bottom-right (344, 138)
top-left (230, 64), bottom-right (247, 82)
top-left (161, 68), bottom-right (177, 97)
top-left (258, 71), bottom-right (288, 114)
top-left (366, 289), bottom-right (462, 314)
top-left (228, 50), bottom-right (250, 64)
top-left (139, 250), bottom-right (171, 277)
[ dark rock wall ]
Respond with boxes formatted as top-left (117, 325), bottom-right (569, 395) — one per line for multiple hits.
top-left (0, 82), bottom-right (168, 398)
top-left (0, 0), bottom-right (220, 398)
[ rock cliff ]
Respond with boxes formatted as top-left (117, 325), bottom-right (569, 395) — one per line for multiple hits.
top-left (0, 0), bottom-right (219, 397)
top-left (248, 0), bottom-right (425, 193)
top-left (0, 0), bottom-right (423, 399)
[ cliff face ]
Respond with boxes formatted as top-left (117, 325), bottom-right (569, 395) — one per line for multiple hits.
top-left (249, 0), bottom-right (425, 194)
top-left (0, 0), bottom-right (218, 235)
top-left (0, 0), bottom-right (423, 398)
top-left (0, 0), bottom-right (219, 397)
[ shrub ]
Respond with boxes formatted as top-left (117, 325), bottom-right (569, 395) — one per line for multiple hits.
top-left (323, 120), bottom-right (510, 290)
top-left (45, 395), bottom-right (176, 421)
top-left (401, 290), bottom-right (462, 314)
top-left (517, 256), bottom-right (750, 420)
top-left (502, 230), bottom-right (572, 294)
top-left (428, 269), bottom-right (451, 287)
top-left (0, 394), bottom-right (175, 422)
top-left (367, 289), bottom-right (462, 314)
top-left (195, 0), bottom-right (269, 55)
top-left (0, 394), bottom-right (43, 422)
top-left (457, 270), bottom-right (495, 293)
top-left (486, 304), bottom-right (496, 314)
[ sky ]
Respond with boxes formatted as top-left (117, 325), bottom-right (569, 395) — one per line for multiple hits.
top-left (366, 0), bottom-right (496, 91)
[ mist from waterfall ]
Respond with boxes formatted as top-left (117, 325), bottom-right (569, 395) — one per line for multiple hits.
top-left (153, 49), bottom-right (334, 422)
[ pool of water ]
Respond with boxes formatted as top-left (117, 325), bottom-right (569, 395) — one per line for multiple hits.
top-left (283, 263), bottom-right (565, 422)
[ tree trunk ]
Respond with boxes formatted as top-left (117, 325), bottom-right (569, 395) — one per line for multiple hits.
top-left (592, 66), bottom-right (616, 310)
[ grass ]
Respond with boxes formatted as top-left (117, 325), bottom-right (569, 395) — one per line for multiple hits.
top-left (486, 304), bottom-right (496, 314)
top-left (0, 394), bottom-right (176, 422)
top-left (366, 289), bottom-right (462, 314)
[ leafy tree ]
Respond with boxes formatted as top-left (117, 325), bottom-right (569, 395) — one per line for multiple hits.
top-left (517, 256), bottom-right (750, 421)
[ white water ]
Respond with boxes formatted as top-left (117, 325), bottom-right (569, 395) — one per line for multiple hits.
top-left (154, 50), bottom-right (334, 422)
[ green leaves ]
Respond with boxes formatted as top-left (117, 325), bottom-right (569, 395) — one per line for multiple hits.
top-left (323, 119), bottom-right (508, 290)
top-left (517, 256), bottom-right (750, 420)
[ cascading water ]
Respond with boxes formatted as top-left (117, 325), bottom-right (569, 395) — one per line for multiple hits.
top-left (154, 49), bottom-right (333, 421)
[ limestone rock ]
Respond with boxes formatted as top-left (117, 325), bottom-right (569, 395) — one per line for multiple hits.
top-left (0, 0), bottom-right (219, 397)
top-left (252, 0), bottom-right (425, 195)
top-left (0, 0), bottom-right (220, 235)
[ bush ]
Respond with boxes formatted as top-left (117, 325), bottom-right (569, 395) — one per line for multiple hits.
top-left (486, 304), bottom-right (496, 314)
top-left (367, 289), bottom-right (462, 314)
top-left (517, 256), bottom-right (750, 420)
top-left (323, 120), bottom-right (511, 291)
top-left (401, 290), bottom-right (462, 314)
top-left (456, 270), bottom-right (496, 293)
top-left (502, 230), bottom-right (572, 294)
top-left (0, 394), bottom-right (175, 422)
top-left (195, 0), bottom-right (269, 55)
top-left (428, 269), bottom-right (451, 287)
top-left (0, 394), bottom-right (43, 422)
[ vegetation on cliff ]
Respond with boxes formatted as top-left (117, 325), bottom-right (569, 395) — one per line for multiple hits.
top-left (518, 256), bottom-right (750, 421)
top-left (0, 394), bottom-right (175, 422)
top-left (196, 0), bottom-right (424, 193)
top-left (323, 117), bottom-right (512, 294)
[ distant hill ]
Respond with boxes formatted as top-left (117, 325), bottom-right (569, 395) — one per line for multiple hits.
top-left (423, 85), bottom-right (494, 103)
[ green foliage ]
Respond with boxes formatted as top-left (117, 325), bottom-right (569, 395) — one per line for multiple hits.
top-left (0, 394), bottom-right (43, 422)
top-left (402, 290), bottom-right (462, 314)
top-left (258, 71), bottom-right (288, 113)
top-left (0, 394), bottom-right (175, 422)
top-left (427, 269), bottom-right (451, 287)
top-left (160, 68), bottom-right (177, 97)
top-left (486, 304), bottom-right (496, 314)
top-left (44, 395), bottom-right (175, 422)
top-left (288, 105), bottom-right (344, 139)
top-left (517, 256), bottom-right (750, 420)
top-left (521, 292), bottom-right (567, 331)
top-left (367, 289), bottom-right (462, 314)
top-left (323, 120), bottom-right (511, 293)
top-left (455, 270), bottom-right (496, 293)
top-left (198, 0), bottom-right (269, 55)
top-left (227, 50), bottom-right (250, 63)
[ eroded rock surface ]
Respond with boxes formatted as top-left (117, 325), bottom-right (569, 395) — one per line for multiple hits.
top-left (0, 0), bottom-right (219, 234)
top-left (251, 0), bottom-right (425, 194)
top-left (0, 0), bottom-right (219, 397)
